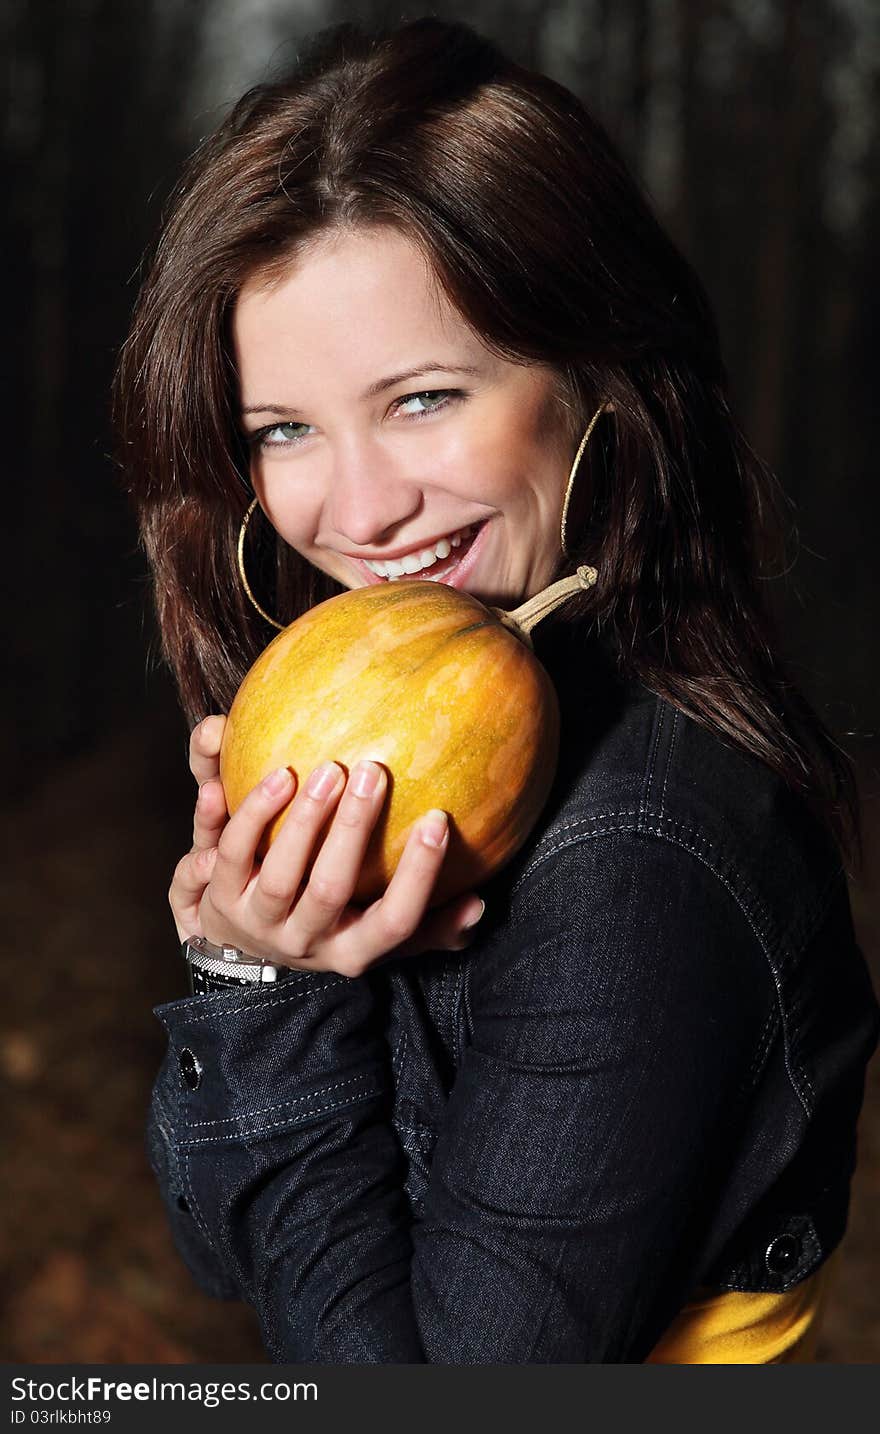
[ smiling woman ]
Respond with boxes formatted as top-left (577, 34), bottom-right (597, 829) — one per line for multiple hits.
top-left (111, 16), bottom-right (878, 1364)
top-left (231, 226), bottom-right (574, 605)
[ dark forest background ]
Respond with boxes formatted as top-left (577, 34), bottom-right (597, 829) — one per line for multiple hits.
top-left (3, 0), bottom-right (879, 1362)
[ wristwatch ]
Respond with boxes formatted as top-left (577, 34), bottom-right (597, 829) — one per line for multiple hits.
top-left (181, 934), bottom-right (295, 995)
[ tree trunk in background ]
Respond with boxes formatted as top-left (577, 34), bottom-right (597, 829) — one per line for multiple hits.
top-left (4, 0), bottom-right (209, 799)
top-left (674, 0), bottom-right (702, 259)
top-left (628, 0), bottom-right (652, 176)
top-left (748, 0), bottom-right (815, 478)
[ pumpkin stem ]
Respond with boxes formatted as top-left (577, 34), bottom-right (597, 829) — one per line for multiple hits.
top-left (490, 566), bottom-right (597, 648)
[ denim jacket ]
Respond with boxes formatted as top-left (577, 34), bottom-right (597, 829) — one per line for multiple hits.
top-left (147, 619), bottom-right (880, 1363)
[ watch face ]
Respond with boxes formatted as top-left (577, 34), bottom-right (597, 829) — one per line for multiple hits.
top-left (183, 940), bottom-right (290, 995)
top-left (188, 965), bottom-right (264, 995)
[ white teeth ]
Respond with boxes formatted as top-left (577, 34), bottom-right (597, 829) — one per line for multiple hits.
top-left (363, 526), bottom-right (471, 578)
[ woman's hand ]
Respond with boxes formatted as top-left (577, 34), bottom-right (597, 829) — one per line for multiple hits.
top-left (167, 716), bottom-right (231, 944)
top-left (169, 717), bottom-right (485, 978)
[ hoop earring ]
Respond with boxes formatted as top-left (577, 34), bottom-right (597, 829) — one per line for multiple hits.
top-left (560, 401), bottom-right (613, 559)
top-left (237, 497), bottom-right (285, 631)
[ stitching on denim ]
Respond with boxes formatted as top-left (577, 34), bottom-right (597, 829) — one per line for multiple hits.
top-left (522, 809), bottom-right (661, 866)
top-left (393, 1123), bottom-right (436, 1144)
top-left (463, 961), bottom-right (474, 1045)
top-left (509, 815), bottom-right (814, 1119)
top-left (156, 975), bottom-right (349, 1032)
top-left (439, 963), bottom-right (449, 1051)
top-left (660, 709), bottom-right (679, 819)
top-left (214, 978), bottom-right (349, 1020)
top-left (391, 1028), bottom-right (408, 1080)
top-left (392, 1118), bottom-right (436, 1138)
top-left (168, 975), bottom-right (313, 1011)
top-left (181, 1146), bottom-right (213, 1245)
top-left (752, 873), bottom-right (842, 1108)
top-left (761, 868), bottom-right (847, 1109)
top-left (450, 962), bottom-right (464, 1067)
top-left (511, 816), bottom-right (718, 893)
top-left (743, 1002), bottom-right (780, 1094)
top-left (753, 1003), bottom-right (780, 1083)
top-left (641, 699), bottom-right (665, 821)
top-left (183, 1070), bottom-right (382, 1129)
top-left (561, 807), bottom-right (653, 823)
top-left (179, 1084), bottom-right (383, 1145)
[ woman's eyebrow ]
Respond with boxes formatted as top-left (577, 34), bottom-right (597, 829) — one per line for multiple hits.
top-left (361, 362), bottom-right (483, 398)
top-left (240, 362), bottom-right (483, 416)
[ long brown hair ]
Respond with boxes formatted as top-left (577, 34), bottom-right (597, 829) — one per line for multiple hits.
top-left (112, 16), bottom-right (861, 871)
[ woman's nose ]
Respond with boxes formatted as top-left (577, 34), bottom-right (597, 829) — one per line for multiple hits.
top-left (325, 444), bottom-right (422, 549)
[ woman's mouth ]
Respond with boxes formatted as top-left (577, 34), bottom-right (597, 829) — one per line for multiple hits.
top-left (350, 520), bottom-right (490, 591)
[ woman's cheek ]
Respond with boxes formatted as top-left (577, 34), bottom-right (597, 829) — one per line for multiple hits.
top-left (256, 482), bottom-right (320, 552)
top-left (431, 423), bottom-right (509, 506)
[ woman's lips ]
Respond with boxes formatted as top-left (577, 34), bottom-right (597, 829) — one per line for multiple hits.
top-left (349, 519), bottom-right (491, 591)
top-left (439, 519), bottom-right (490, 590)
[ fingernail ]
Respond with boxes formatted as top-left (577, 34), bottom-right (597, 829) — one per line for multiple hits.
top-left (351, 761), bottom-right (382, 798)
top-left (462, 899), bottom-right (486, 930)
top-left (306, 762), bottom-right (341, 799)
top-left (420, 810), bottom-right (449, 848)
top-left (262, 766), bottom-right (293, 795)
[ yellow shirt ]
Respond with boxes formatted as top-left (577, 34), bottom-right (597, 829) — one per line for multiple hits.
top-left (645, 1253), bottom-right (838, 1364)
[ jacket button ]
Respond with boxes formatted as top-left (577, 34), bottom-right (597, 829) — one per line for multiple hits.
top-left (179, 1047), bottom-right (202, 1090)
top-left (765, 1233), bottom-right (801, 1275)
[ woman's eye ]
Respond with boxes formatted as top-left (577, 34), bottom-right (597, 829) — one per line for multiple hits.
top-left (251, 421), bottom-right (312, 450)
top-left (396, 390), bottom-right (456, 418)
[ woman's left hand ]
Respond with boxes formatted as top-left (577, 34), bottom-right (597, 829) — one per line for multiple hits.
top-left (192, 759), bottom-right (485, 978)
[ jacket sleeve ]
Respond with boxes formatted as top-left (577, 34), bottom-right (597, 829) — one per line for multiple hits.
top-left (146, 829), bottom-right (777, 1362)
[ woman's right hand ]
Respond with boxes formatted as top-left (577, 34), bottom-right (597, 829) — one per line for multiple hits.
top-left (170, 715), bottom-right (229, 943)
top-left (169, 713), bottom-right (485, 965)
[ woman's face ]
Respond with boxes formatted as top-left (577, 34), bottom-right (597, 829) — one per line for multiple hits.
top-left (232, 226), bottom-right (577, 608)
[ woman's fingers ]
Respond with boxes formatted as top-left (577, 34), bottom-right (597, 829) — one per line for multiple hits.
top-left (327, 809), bottom-right (452, 974)
top-left (192, 777), bottom-right (228, 851)
top-left (189, 715), bottom-right (226, 785)
top-left (409, 892), bottom-right (486, 954)
top-left (210, 765), bottom-right (297, 903)
top-left (274, 761), bottom-right (388, 944)
top-left (168, 844), bottom-right (218, 942)
top-left (248, 761), bottom-right (347, 928)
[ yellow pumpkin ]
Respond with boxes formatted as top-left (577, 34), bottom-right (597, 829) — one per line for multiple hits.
top-left (219, 569), bottom-right (594, 906)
